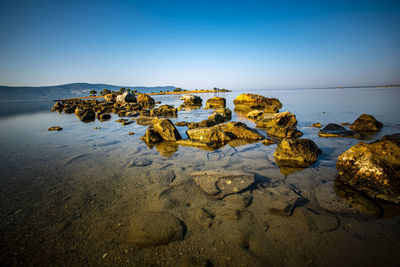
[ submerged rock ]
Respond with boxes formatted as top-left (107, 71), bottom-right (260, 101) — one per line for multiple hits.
top-left (48, 126), bottom-right (63, 131)
top-left (318, 123), bottom-right (359, 138)
top-left (205, 97), bottom-right (226, 109)
top-left (350, 114), bottom-right (383, 132)
top-left (336, 139), bottom-right (400, 204)
top-left (191, 170), bottom-right (255, 198)
top-left (233, 94), bottom-right (282, 112)
top-left (129, 212), bottom-right (184, 248)
top-left (155, 141), bottom-right (179, 156)
top-left (315, 181), bottom-right (381, 217)
top-left (274, 138), bottom-right (321, 168)
top-left (263, 184), bottom-right (302, 216)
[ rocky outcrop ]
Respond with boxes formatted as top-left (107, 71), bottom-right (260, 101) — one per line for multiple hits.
top-left (233, 94), bottom-right (282, 112)
top-left (336, 138), bottom-right (400, 204)
top-left (274, 138), bottom-right (321, 168)
top-left (137, 94), bottom-right (155, 107)
top-left (149, 105), bottom-right (178, 117)
top-left (318, 123), bottom-right (359, 138)
top-left (116, 92), bottom-right (136, 104)
top-left (180, 94), bottom-right (202, 107)
top-left (350, 114), bottom-right (383, 132)
top-left (104, 93), bottom-right (117, 102)
top-left (205, 97), bottom-right (226, 109)
top-left (129, 212), bottom-right (184, 248)
top-left (191, 170), bottom-right (255, 198)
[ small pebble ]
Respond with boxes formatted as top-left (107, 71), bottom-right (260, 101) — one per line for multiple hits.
top-left (48, 126), bottom-right (62, 131)
top-left (128, 132), bottom-right (135, 135)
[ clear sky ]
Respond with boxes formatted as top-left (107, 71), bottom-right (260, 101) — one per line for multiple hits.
top-left (0, 0), bottom-right (399, 89)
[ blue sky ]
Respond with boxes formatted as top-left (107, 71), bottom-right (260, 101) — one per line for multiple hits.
top-left (0, 0), bottom-right (399, 89)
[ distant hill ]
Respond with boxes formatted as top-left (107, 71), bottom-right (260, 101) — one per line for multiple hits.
top-left (0, 83), bottom-right (176, 101)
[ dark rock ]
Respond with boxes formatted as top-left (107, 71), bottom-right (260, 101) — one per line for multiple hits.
top-left (318, 123), bottom-right (359, 138)
top-left (48, 126), bottom-right (63, 131)
top-left (79, 109), bottom-right (96, 122)
top-left (191, 170), bottom-right (255, 198)
top-left (137, 94), bottom-right (155, 108)
top-left (98, 113), bottom-right (111, 121)
top-left (381, 133), bottom-right (400, 146)
top-left (180, 94), bottom-right (202, 107)
top-left (337, 139), bottom-right (400, 204)
top-left (350, 114), bottom-right (383, 132)
top-left (205, 97), bottom-right (226, 109)
top-left (122, 121), bottom-right (134, 126)
top-left (262, 138), bottom-right (275, 146)
top-left (266, 125), bottom-right (303, 138)
top-left (128, 132), bottom-right (135, 135)
top-left (153, 118), bottom-right (182, 141)
top-left (116, 92), bottom-right (136, 104)
top-left (274, 138), bottom-right (321, 168)
top-left (51, 101), bottom-right (64, 112)
top-left (150, 105), bottom-right (178, 117)
top-left (140, 126), bottom-right (163, 145)
top-left (129, 212), bottom-right (184, 248)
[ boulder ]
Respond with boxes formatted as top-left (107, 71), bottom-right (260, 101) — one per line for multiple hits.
top-left (350, 114), bottom-right (383, 132)
top-left (153, 119), bottom-right (182, 141)
top-left (137, 94), bottom-right (155, 107)
top-left (381, 133), bottom-right (400, 146)
top-left (136, 116), bottom-right (158, 126)
top-left (150, 105), bottom-right (178, 117)
top-left (78, 109), bottom-right (96, 122)
top-left (104, 93), bottom-right (117, 102)
top-left (336, 139), bottom-right (400, 204)
top-left (256, 111), bottom-right (297, 128)
top-left (51, 101), bottom-right (64, 112)
top-left (274, 138), bottom-right (321, 168)
top-left (129, 212), bottom-right (184, 248)
top-left (140, 126), bottom-right (163, 145)
top-left (180, 94), bottom-right (202, 107)
top-left (266, 125), bottom-right (303, 138)
top-left (312, 122), bottom-right (322, 128)
top-left (98, 113), bottom-right (111, 121)
top-left (233, 94), bottom-right (282, 112)
top-left (186, 125), bottom-right (232, 144)
top-left (246, 110), bottom-right (264, 120)
top-left (213, 108), bottom-right (232, 121)
top-left (318, 123), bottom-right (359, 138)
top-left (205, 97), bottom-right (226, 109)
top-left (221, 121), bottom-right (264, 141)
top-left (191, 170), bottom-right (255, 198)
top-left (187, 109), bottom-right (231, 129)
top-left (116, 92), bottom-right (136, 104)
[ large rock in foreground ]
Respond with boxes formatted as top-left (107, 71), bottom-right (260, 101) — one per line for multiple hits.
top-left (318, 123), bottom-right (359, 138)
top-left (336, 139), bottom-right (400, 204)
top-left (350, 114), bottom-right (383, 132)
top-left (130, 212), bottom-right (184, 248)
top-left (191, 170), bottom-right (255, 198)
top-left (153, 119), bottom-right (182, 141)
top-left (233, 94), bottom-right (282, 112)
top-left (274, 138), bottom-right (321, 168)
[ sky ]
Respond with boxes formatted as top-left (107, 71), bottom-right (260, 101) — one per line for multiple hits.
top-left (0, 0), bottom-right (399, 89)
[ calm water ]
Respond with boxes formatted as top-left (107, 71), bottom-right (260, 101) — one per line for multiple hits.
top-left (1, 87), bottom-right (400, 266)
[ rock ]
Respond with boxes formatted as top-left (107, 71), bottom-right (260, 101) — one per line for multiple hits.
top-left (246, 110), bottom-right (264, 120)
top-left (312, 122), bottom-right (322, 128)
top-left (262, 138), bottom-right (275, 146)
top-left (336, 139), bottom-right (400, 203)
top-left (221, 121), bottom-right (264, 141)
top-left (175, 121), bottom-right (190, 127)
top-left (176, 139), bottom-right (220, 150)
top-left (223, 194), bottom-right (252, 209)
top-left (128, 132), bottom-right (135, 135)
top-left (150, 105), bottom-right (178, 117)
top-left (129, 212), bottom-right (184, 248)
top-left (104, 93), bottom-right (117, 102)
top-left (205, 97), bottom-right (226, 109)
top-left (274, 138), bottom-right (321, 168)
top-left (155, 141), bottom-right (179, 156)
top-left (116, 92), bottom-right (137, 104)
top-left (188, 113), bottom-right (225, 129)
top-left (263, 184), bottom-right (301, 216)
top-left (266, 125), bottom-right (303, 138)
top-left (318, 123), bottom-right (359, 138)
top-left (137, 94), bottom-right (155, 107)
top-left (381, 133), bottom-right (400, 146)
top-left (51, 101), bottom-right (64, 112)
top-left (191, 170), bottom-right (255, 198)
top-left (256, 111), bottom-right (297, 128)
top-left (315, 181), bottom-right (381, 216)
top-left (350, 114), bottom-right (383, 132)
top-left (116, 118), bottom-right (129, 123)
top-left (122, 121), bottom-right (134, 126)
top-left (48, 126), bottom-right (63, 131)
top-left (140, 126), bottom-right (163, 145)
top-left (136, 116), bottom-right (158, 126)
top-left (78, 109), bottom-right (96, 122)
top-left (341, 122), bottom-right (350, 126)
top-left (186, 125), bottom-right (232, 144)
top-left (233, 94), bottom-right (282, 112)
top-left (98, 113), bottom-right (111, 121)
top-left (125, 111), bottom-right (139, 117)
top-left (94, 127), bottom-right (101, 130)
top-left (153, 119), bottom-right (182, 141)
top-left (129, 158), bottom-right (152, 167)
top-left (180, 94), bottom-right (202, 107)
top-left (213, 108), bottom-right (232, 121)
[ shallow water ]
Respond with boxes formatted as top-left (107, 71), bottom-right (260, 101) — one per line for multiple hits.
top-left (1, 87), bottom-right (400, 266)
